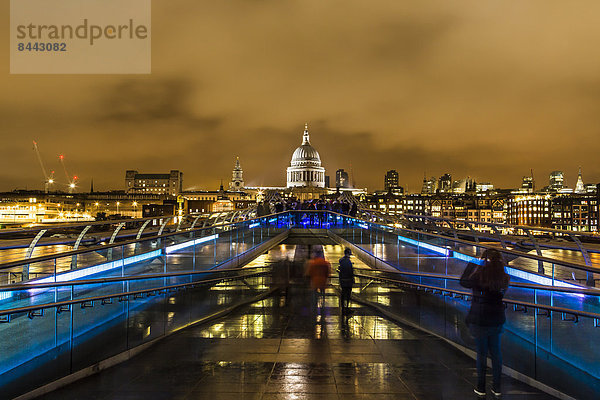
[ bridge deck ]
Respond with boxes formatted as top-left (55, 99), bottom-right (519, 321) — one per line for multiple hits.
top-left (37, 264), bottom-right (556, 400)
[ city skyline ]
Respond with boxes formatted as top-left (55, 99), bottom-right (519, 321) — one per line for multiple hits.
top-left (2, 1), bottom-right (600, 191)
top-left (0, 125), bottom-right (595, 194)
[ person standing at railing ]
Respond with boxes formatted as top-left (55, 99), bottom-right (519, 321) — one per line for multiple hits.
top-left (350, 203), bottom-right (357, 217)
top-left (338, 247), bottom-right (354, 315)
top-left (460, 248), bottom-right (510, 399)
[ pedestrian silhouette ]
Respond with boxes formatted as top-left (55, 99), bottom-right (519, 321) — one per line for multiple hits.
top-left (338, 247), bottom-right (354, 315)
top-left (460, 248), bottom-right (510, 398)
top-left (306, 247), bottom-right (331, 316)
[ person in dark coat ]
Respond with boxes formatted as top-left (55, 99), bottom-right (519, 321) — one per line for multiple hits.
top-left (341, 201), bottom-right (350, 215)
top-left (460, 248), bottom-right (510, 398)
top-left (338, 248), bottom-right (355, 315)
top-left (349, 203), bottom-right (357, 217)
top-left (273, 257), bottom-right (291, 304)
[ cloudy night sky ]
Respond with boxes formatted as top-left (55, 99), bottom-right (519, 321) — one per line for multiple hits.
top-left (1, 1), bottom-right (599, 193)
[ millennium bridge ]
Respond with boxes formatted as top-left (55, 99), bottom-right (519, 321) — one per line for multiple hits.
top-left (0, 209), bottom-right (599, 399)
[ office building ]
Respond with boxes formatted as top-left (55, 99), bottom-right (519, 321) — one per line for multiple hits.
top-left (125, 170), bottom-right (183, 196)
top-left (336, 169), bottom-right (350, 188)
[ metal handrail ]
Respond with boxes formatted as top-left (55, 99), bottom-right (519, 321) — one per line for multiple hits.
top-left (398, 211), bottom-right (600, 239)
top-left (3, 209), bottom-right (598, 286)
top-left (0, 207), bottom-right (256, 236)
top-left (366, 209), bottom-right (600, 266)
top-left (0, 270), bottom-right (269, 319)
top-left (0, 214), bottom-right (179, 235)
top-left (0, 265), bottom-right (269, 291)
top-left (349, 214), bottom-right (599, 274)
top-left (0, 211), bottom-right (282, 271)
top-left (352, 267), bottom-right (600, 296)
top-left (353, 272), bottom-right (600, 322)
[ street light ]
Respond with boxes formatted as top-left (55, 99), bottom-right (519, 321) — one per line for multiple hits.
top-left (132, 201), bottom-right (138, 218)
top-left (116, 201), bottom-right (120, 214)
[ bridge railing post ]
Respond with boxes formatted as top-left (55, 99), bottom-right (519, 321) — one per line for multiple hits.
top-left (418, 236), bottom-right (423, 287)
top-left (229, 227), bottom-right (232, 260)
top-left (193, 233), bottom-right (197, 273)
top-left (213, 227), bottom-right (217, 266)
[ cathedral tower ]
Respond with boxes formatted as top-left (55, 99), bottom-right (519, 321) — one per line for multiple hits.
top-left (230, 157), bottom-right (245, 191)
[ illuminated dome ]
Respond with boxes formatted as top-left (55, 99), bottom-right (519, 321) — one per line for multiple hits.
top-left (291, 133), bottom-right (321, 167)
top-left (287, 124), bottom-right (326, 188)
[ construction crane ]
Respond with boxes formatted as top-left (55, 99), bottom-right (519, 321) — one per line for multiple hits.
top-left (59, 154), bottom-right (78, 193)
top-left (32, 140), bottom-right (54, 193)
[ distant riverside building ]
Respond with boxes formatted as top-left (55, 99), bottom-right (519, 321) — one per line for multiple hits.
top-left (142, 203), bottom-right (176, 218)
top-left (438, 174), bottom-right (452, 193)
top-left (365, 192), bottom-right (425, 216)
top-left (575, 167), bottom-right (585, 194)
top-left (476, 183), bottom-right (494, 193)
top-left (429, 194), bottom-right (505, 226)
top-left (520, 175), bottom-right (534, 193)
top-left (229, 157), bottom-right (245, 191)
top-left (384, 170), bottom-right (399, 192)
top-left (507, 195), bottom-right (551, 227)
top-left (336, 169), bottom-right (350, 188)
top-left (452, 177), bottom-right (476, 194)
top-left (182, 183), bottom-right (255, 214)
top-left (286, 124), bottom-right (326, 188)
top-left (549, 171), bottom-right (564, 191)
top-left (126, 170), bottom-right (183, 196)
top-left (0, 191), bottom-right (165, 226)
top-left (421, 176), bottom-right (437, 194)
top-left (365, 192), bottom-right (504, 226)
top-left (552, 194), bottom-right (599, 232)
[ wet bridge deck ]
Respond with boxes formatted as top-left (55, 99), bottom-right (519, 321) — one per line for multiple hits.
top-left (37, 249), bottom-right (556, 400)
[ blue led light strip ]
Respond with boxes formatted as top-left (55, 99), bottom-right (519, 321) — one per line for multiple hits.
top-left (165, 234), bottom-right (219, 254)
top-left (397, 234), bottom-right (581, 289)
top-left (397, 235), bottom-right (450, 257)
top-left (0, 234), bottom-right (223, 301)
top-left (31, 249), bottom-right (163, 284)
top-left (248, 223), bottom-right (260, 229)
top-left (19, 234), bottom-right (219, 287)
top-left (504, 267), bottom-right (581, 289)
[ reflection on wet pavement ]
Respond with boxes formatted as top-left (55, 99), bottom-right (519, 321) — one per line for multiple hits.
top-left (38, 275), bottom-right (557, 400)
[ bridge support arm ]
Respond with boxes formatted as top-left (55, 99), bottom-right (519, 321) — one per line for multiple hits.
top-left (71, 225), bottom-right (92, 269)
top-left (569, 233), bottom-right (595, 287)
top-left (491, 225), bottom-right (508, 250)
top-left (524, 229), bottom-right (545, 274)
top-left (106, 222), bottom-right (126, 261)
top-left (23, 229), bottom-right (47, 281)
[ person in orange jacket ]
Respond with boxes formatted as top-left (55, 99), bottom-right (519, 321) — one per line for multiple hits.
top-left (306, 247), bottom-right (331, 313)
